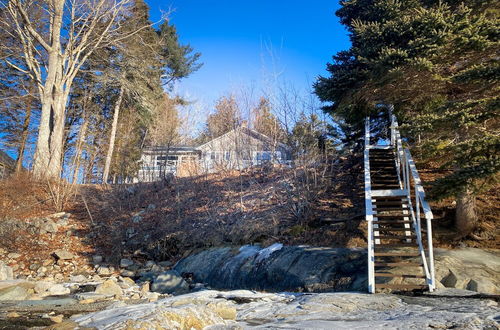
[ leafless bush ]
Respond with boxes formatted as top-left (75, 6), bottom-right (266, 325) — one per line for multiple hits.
top-left (44, 178), bottom-right (78, 212)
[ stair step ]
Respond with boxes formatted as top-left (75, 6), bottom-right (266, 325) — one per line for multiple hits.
top-left (375, 214), bottom-right (411, 218)
top-left (374, 227), bottom-right (413, 231)
top-left (374, 262), bottom-right (422, 267)
top-left (375, 243), bottom-right (418, 248)
top-left (373, 207), bottom-right (410, 211)
top-left (372, 201), bottom-right (408, 206)
top-left (376, 284), bottom-right (427, 290)
top-left (374, 235), bottom-right (416, 239)
top-left (374, 252), bottom-right (420, 257)
top-left (373, 220), bottom-right (413, 225)
top-left (373, 196), bottom-right (408, 200)
top-left (375, 273), bottom-right (426, 278)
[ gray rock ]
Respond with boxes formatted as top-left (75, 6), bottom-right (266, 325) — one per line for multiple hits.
top-left (0, 285), bottom-right (29, 300)
top-left (132, 215), bottom-right (142, 223)
top-left (0, 262), bottom-right (14, 280)
top-left (120, 269), bottom-right (135, 277)
top-left (7, 253), bottom-right (22, 259)
top-left (34, 281), bottom-right (54, 294)
top-left (466, 278), bottom-right (499, 295)
top-left (147, 204), bottom-right (156, 211)
top-left (92, 255), bottom-right (103, 264)
top-left (70, 274), bottom-right (88, 283)
top-left (49, 212), bottom-right (67, 218)
top-left (29, 263), bottom-right (41, 271)
top-left (75, 292), bottom-right (110, 301)
top-left (138, 271), bottom-right (156, 282)
top-left (47, 284), bottom-right (70, 296)
top-left (151, 270), bottom-right (189, 294)
top-left (95, 279), bottom-right (123, 297)
top-left (53, 250), bottom-right (74, 260)
top-left (120, 258), bottom-right (134, 268)
top-left (34, 281), bottom-right (71, 297)
top-left (97, 266), bottom-right (113, 275)
top-left (41, 219), bottom-right (59, 233)
top-left (158, 261), bottom-right (173, 268)
top-left (145, 261), bottom-right (156, 268)
top-left (150, 264), bottom-right (163, 273)
top-left (174, 245), bottom-right (367, 292)
top-left (73, 290), bottom-right (500, 329)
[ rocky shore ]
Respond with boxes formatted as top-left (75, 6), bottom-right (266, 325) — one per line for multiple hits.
top-left (1, 216), bottom-right (499, 329)
top-left (66, 289), bottom-right (500, 329)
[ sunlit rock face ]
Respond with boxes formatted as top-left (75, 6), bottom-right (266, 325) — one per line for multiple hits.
top-left (74, 289), bottom-right (499, 329)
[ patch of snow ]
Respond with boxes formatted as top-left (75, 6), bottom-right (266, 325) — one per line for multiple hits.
top-left (238, 245), bottom-right (261, 258)
top-left (255, 243), bottom-right (283, 263)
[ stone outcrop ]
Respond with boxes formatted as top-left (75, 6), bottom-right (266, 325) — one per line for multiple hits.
top-left (151, 270), bottom-right (189, 294)
top-left (382, 248), bottom-right (500, 295)
top-left (175, 245), bottom-right (500, 295)
top-left (0, 262), bottom-right (13, 281)
top-left (73, 289), bottom-right (500, 329)
top-left (174, 245), bottom-right (368, 292)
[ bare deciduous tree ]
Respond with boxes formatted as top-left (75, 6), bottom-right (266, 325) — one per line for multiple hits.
top-left (0, 0), bottom-right (145, 178)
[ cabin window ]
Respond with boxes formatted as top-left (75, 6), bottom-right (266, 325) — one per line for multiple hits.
top-left (225, 151), bottom-right (231, 160)
top-left (156, 155), bottom-right (177, 166)
top-left (157, 155), bottom-right (178, 161)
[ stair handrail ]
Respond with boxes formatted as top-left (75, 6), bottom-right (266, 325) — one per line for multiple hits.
top-left (389, 111), bottom-right (436, 291)
top-left (364, 117), bottom-right (376, 293)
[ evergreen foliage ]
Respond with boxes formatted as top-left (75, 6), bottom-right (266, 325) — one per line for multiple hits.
top-left (315, 0), bottom-right (499, 234)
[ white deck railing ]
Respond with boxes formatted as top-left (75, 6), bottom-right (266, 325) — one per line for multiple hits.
top-left (365, 107), bottom-right (435, 292)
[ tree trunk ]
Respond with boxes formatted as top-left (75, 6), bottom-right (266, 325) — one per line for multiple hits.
top-left (72, 115), bottom-right (88, 184)
top-left (32, 0), bottom-right (65, 179)
top-left (455, 187), bottom-right (477, 237)
top-left (102, 85), bottom-right (124, 184)
top-left (15, 96), bottom-right (33, 173)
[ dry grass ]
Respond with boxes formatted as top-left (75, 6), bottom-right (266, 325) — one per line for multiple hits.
top-left (68, 157), bottom-right (366, 262)
top-left (0, 172), bottom-right (78, 219)
top-left (0, 156), bottom-right (497, 267)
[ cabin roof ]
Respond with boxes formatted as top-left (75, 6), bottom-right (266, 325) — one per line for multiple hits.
top-left (142, 146), bottom-right (201, 155)
top-left (197, 126), bottom-right (290, 151)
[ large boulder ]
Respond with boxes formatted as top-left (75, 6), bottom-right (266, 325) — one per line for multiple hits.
top-left (95, 279), bottom-right (123, 297)
top-left (151, 270), bottom-right (189, 294)
top-left (120, 258), bottom-right (134, 268)
top-left (0, 282), bottom-right (33, 300)
top-left (53, 250), bottom-right (74, 260)
top-left (35, 281), bottom-right (70, 296)
top-left (174, 245), bottom-right (367, 292)
top-left (0, 261), bottom-right (13, 280)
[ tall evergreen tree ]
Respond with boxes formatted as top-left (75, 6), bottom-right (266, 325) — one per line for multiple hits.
top-left (315, 0), bottom-right (499, 236)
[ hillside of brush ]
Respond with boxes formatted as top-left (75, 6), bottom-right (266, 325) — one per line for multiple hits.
top-left (0, 156), bottom-right (498, 274)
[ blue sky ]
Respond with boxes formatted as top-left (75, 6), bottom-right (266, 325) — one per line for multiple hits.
top-left (145, 0), bottom-right (350, 109)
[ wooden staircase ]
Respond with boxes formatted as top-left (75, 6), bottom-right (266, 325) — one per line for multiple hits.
top-left (364, 108), bottom-right (435, 293)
